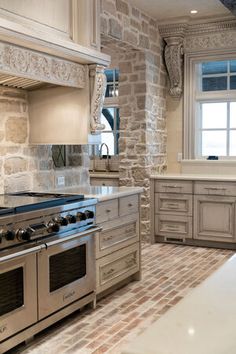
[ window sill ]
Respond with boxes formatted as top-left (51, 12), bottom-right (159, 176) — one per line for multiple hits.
top-left (181, 159), bottom-right (236, 175)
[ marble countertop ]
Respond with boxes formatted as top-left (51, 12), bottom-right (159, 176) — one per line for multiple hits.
top-left (151, 173), bottom-right (236, 182)
top-left (89, 171), bottom-right (119, 179)
top-left (122, 254), bottom-right (236, 354)
top-left (51, 186), bottom-right (143, 202)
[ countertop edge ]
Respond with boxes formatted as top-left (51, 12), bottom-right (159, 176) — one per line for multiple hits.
top-left (151, 174), bottom-right (236, 182)
top-left (48, 186), bottom-right (143, 202)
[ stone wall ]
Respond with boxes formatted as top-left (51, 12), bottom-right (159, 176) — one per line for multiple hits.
top-left (101, 0), bottom-right (167, 241)
top-left (0, 87), bottom-right (89, 193)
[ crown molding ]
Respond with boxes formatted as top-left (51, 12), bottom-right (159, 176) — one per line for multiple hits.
top-left (159, 16), bottom-right (236, 39)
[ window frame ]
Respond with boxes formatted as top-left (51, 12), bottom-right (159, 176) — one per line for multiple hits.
top-left (184, 50), bottom-right (236, 160)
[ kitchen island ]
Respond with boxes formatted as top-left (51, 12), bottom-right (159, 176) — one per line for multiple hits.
top-left (52, 185), bottom-right (143, 297)
top-left (122, 253), bottom-right (236, 354)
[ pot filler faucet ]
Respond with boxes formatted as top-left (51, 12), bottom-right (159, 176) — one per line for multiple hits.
top-left (99, 143), bottom-right (110, 172)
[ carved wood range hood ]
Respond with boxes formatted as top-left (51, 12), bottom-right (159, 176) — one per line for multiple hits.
top-left (0, 1), bottom-right (110, 145)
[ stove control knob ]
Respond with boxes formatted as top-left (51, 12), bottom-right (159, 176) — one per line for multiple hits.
top-left (17, 228), bottom-right (33, 241)
top-left (76, 212), bottom-right (86, 221)
top-left (47, 221), bottom-right (60, 233)
top-left (5, 230), bottom-right (15, 241)
top-left (85, 210), bottom-right (94, 219)
top-left (54, 216), bottom-right (68, 226)
top-left (67, 214), bottom-right (77, 224)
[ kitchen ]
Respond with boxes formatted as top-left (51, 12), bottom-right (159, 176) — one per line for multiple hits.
top-left (0, 0), bottom-right (236, 353)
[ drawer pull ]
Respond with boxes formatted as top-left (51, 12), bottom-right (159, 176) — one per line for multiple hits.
top-left (162, 184), bottom-right (182, 189)
top-left (166, 203), bottom-right (179, 209)
top-left (125, 257), bottom-right (136, 267)
top-left (164, 225), bottom-right (179, 231)
top-left (128, 203), bottom-right (133, 207)
top-left (205, 187), bottom-right (226, 191)
top-left (103, 235), bottom-right (113, 242)
top-left (103, 268), bottom-right (115, 278)
top-left (106, 209), bottom-right (111, 213)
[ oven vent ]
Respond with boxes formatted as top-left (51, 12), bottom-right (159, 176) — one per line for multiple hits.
top-left (0, 73), bottom-right (46, 90)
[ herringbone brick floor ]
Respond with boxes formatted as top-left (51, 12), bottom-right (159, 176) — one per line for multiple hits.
top-left (8, 243), bottom-right (234, 354)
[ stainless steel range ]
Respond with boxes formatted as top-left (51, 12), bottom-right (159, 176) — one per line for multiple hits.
top-left (0, 192), bottom-right (100, 353)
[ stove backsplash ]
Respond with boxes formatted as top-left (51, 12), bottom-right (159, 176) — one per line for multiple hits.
top-left (0, 86), bottom-right (90, 193)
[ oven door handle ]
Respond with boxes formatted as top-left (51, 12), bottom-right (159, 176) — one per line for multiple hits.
top-left (45, 226), bottom-right (103, 247)
top-left (0, 244), bottom-right (45, 263)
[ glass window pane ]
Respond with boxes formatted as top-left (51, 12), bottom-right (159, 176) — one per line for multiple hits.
top-left (202, 77), bottom-right (227, 91)
top-left (105, 69), bottom-right (114, 82)
top-left (115, 69), bottom-right (119, 81)
top-left (116, 108), bottom-right (120, 130)
top-left (105, 84), bottom-right (115, 97)
top-left (101, 109), bottom-right (113, 131)
top-left (115, 132), bottom-right (120, 155)
top-left (202, 103), bottom-right (227, 129)
top-left (202, 131), bottom-right (227, 156)
top-left (230, 76), bottom-right (236, 90)
top-left (230, 102), bottom-right (236, 128)
top-left (230, 131), bottom-right (236, 155)
top-left (202, 61), bottom-right (227, 75)
top-left (230, 60), bottom-right (236, 73)
top-left (101, 132), bottom-right (114, 155)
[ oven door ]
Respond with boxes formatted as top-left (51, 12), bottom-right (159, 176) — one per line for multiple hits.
top-left (37, 226), bottom-right (101, 320)
top-left (0, 245), bottom-right (42, 342)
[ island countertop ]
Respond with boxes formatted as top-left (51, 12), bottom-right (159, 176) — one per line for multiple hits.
top-left (51, 186), bottom-right (143, 202)
top-left (122, 254), bottom-right (236, 354)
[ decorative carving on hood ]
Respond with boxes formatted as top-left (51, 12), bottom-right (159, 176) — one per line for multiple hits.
top-left (0, 43), bottom-right (86, 88)
top-left (89, 64), bottom-right (106, 133)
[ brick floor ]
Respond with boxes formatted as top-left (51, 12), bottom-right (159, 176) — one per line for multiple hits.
top-left (7, 243), bottom-right (234, 354)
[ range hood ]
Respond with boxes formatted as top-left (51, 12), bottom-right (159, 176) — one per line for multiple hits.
top-left (0, 39), bottom-right (109, 145)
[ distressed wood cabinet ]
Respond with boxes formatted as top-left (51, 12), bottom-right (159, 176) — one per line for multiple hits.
top-left (152, 177), bottom-right (236, 248)
top-left (153, 180), bottom-right (193, 243)
top-left (95, 194), bottom-right (141, 296)
top-left (0, 0), bottom-right (101, 50)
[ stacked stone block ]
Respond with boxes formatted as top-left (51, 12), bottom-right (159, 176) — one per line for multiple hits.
top-left (101, 0), bottom-right (167, 241)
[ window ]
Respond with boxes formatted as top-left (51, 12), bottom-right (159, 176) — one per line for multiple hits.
top-left (100, 107), bottom-right (120, 155)
top-left (184, 55), bottom-right (236, 159)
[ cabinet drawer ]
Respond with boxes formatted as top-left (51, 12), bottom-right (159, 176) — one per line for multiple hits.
top-left (155, 193), bottom-right (192, 216)
top-left (155, 214), bottom-right (192, 239)
top-left (96, 199), bottom-right (118, 223)
top-left (194, 181), bottom-right (236, 196)
top-left (96, 214), bottom-right (139, 258)
top-left (96, 243), bottom-right (140, 294)
top-left (119, 194), bottom-right (139, 216)
top-left (155, 180), bottom-right (192, 194)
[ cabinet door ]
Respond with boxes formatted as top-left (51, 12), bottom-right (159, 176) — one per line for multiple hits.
top-left (194, 195), bottom-right (236, 242)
